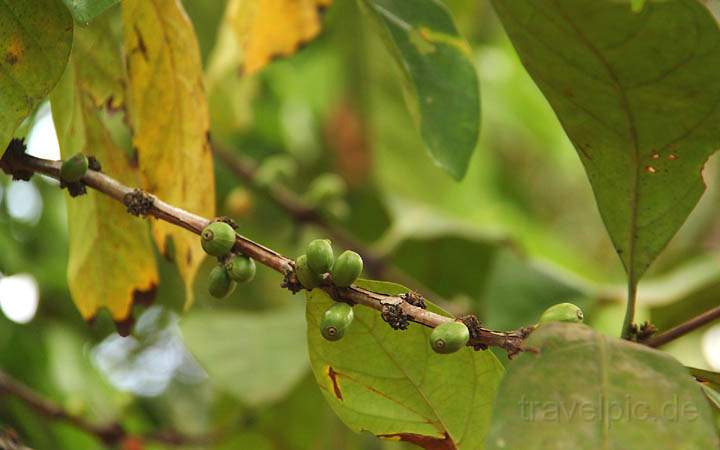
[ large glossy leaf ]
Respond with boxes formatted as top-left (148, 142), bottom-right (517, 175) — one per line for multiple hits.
top-left (61, 0), bottom-right (118, 24)
top-left (181, 305), bottom-right (308, 406)
top-left (492, 0), bottom-right (720, 287)
top-left (122, 0), bottom-right (216, 308)
top-left (360, 0), bottom-right (479, 180)
top-left (0, 0), bottom-right (73, 149)
top-left (486, 323), bottom-right (717, 449)
top-left (50, 16), bottom-right (158, 322)
top-left (307, 279), bottom-right (504, 450)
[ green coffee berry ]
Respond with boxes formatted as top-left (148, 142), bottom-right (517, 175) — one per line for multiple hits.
top-left (331, 250), bottom-right (363, 287)
top-left (295, 254), bottom-right (322, 289)
top-left (306, 239), bottom-right (334, 275)
top-left (430, 321), bottom-right (470, 354)
top-left (305, 173), bottom-right (347, 205)
top-left (225, 255), bottom-right (256, 283)
top-left (538, 303), bottom-right (584, 325)
top-left (201, 222), bottom-right (236, 257)
top-left (256, 155), bottom-right (297, 187)
top-left (320, 303), bottom-right (354, 341)
top-left (60, 153), bottom-right (89, 183)
top-left (208, 266), bottom-right (236, 298)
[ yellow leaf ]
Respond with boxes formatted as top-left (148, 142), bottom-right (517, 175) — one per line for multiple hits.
top-left (226, 0), bottom-right (332, 74)
top-left (122, 0), bottom-right (215, 308)
top-left (50, 16), bottom-right (158, 322)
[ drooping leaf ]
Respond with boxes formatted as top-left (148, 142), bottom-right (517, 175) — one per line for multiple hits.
top-left (220, 0), bottom-right (332, 75)
top-left (700, 384), bottom-right (720, 412)
top-left (492, 0), bottom-right (720, 289)
top-left (360, 0), bottom-right (480, 180)
top-left (61, 0), bottom-right (118, 24)
top-left (122, 0), bottom-right (215, 308)
top-left (307, 279), bottom-right (504, 450)
top-left (486, 323), bottom-right (717, 449)
top-left (50, 16), bottom-right (158, 322)
top-left (0, 0), bottom-right (73, 149)
top-left (181, 305), bottom-right (308, 406)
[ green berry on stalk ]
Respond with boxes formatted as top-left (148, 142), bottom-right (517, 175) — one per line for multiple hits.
top-left (295, 254), bottom-right (322, 289)
top-left (60, 153), bottom-right (89, 183)
top-left (320, 303), bottom-right (354, 341)
top-left (538, 303), bottom-right (584, 325)
top-left (306, 239), bottom-right (334, 275)
top-left (430, 321), bottom-right (470, 354)
top-left (208, 266), bottom-right (236, 298)
top-left (201, 222), bottom-right (235, 257)
top-left (225, 255), bottom-right (256, 283)
top-left (330, 250), bottom-right (363, 287)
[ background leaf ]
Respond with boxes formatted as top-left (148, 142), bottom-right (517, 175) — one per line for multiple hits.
top-left (61, 0), bottom-right (118, 24)
top-left (307, 280), bottom-right (504, 450)
top-left (122, 0), bottom-right (215, 308)
top-left (221, 0), bottom-right (332, 75)
top-left (360, 0), bottom-right (480, 179)
top-left (492, 0), bottom-right (720, 286)
top-left (0, 0), bottom-right (73, 149)
top-left (50, 14), bottom-right (158, 322)
top-left (486, 323), bottom-right (718, 449)
top-left (181, 305), bottom-right (309, 406)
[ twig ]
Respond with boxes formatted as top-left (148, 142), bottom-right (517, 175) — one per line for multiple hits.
top-left (644, 305), bottom-right (720, 348)
top-left (0, 145), bottom-right (532, 356)
top-left (0, 370), bottom-right (214, 446)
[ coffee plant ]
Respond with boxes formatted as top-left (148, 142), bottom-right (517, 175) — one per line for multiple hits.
top-left (0, 0), bottom-right (719, 449)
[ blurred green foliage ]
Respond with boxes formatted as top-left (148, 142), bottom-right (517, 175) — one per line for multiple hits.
top-left (1, 1), bottom-right (719, 448)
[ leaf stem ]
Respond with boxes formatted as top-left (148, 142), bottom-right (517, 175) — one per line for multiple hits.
top-left (621, 280), bottom-right (638, 339)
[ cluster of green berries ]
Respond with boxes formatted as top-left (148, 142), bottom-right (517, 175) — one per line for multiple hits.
top-left (200, 221), bottom-right (256, 298)
top-left (60, 153), bottom-right (89, 183)
top-left (295, 239), bottom-right (363, 290)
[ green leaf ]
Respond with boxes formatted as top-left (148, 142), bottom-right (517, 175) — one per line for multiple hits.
top-left (61, 0), bottom-right (118, 24)
top-left (181, 305), bottom-right (309, 406)
top-left (0, 0), bottom-right (73, 149)
top-left (486, 323), bottom-right (717, 449)
top-left (50, 14), bottom-right (158, 322)
top-left (307, 280), bottom-right (504, 450)
top-left (359, 0), bottom-right (479, 180)
top-left (700, 384), bottom-right (720, 412)
top-left (492, 0), bottom-right (720, 286)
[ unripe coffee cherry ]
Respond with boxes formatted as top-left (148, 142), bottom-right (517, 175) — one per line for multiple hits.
top-left (320, 303), bottom-right (354, 341)
top-left (331, 250), bottom-right (363, 287)
top-left (430, 321), bottom-right (469, 354)
top-left (208, 266), bottom-right (236, 298)
top-left (225, 255), bottom-right (256, 283)
top-left (60, 153), bottom-right (89, 183)
top-left (538, 303), bottom-right (584, 324)
top-left (305, 173), bottom-right (347, 205)
top-left (306, 239), bottom-right (334, 275)
top-left (295, 254), bottom-right (322, 289)
top-left (201, 222), bottom-right (235, 257)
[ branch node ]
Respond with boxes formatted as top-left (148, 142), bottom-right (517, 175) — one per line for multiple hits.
top-left (281, 270), bottom-right (304, 294)
top-left (215, 216), bottom-right (238, 229)
top-left (61, 180), bottom-right (87, 197)
top-left (400, 291), bottom-right (426, 309)
top-left (627, 321), bottom-right (658, 343)
top-left (461, 315), bottom-right (485, 350)
top-left (1, 139), bottom-right (33, 181)
top-left (123, 189), bottom-right (154, 216)
top-left (381, 303), bottom-right (409, 330)
top-left (88, 156), bottom-right (102, 172)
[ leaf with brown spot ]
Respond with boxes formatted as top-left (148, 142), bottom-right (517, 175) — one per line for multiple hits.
top-left (220, 0), bottom-right (331, 75)
top-left (50, 13), bottom-right (158, 323)
top-left (122, 0), bottom-right (215, 308)
top-left (0, 0), bottom-right (73, 148)
top-left (307, 280), bottom-right (504, 450)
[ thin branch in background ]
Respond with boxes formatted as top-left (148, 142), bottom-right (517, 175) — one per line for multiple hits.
top-left (644, 305), bottom-right (720, 348)
top-left (0, 144), bottom-right (532, 356)
top-left (0, 370), bottom-right (215, 446)
top-left (212, 143), bottom-right (446, 299)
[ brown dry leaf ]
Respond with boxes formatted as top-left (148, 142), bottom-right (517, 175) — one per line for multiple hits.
top-left (50, 16), bottom-right (158, 322)
top-left (122, 0), bottom-right (215, 308)
top-left (225, 0), bottom-right (331, 74)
